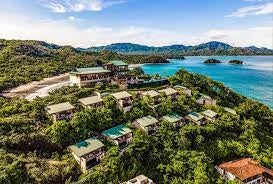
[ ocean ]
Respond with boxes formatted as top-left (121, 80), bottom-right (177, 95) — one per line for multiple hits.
top-left (141, 56), bottom-right (273, 108)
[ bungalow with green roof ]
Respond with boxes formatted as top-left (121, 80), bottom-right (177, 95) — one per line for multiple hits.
top-left (102, 124), bottom-right (133, 147)
top-left (141, 90), bottom-right (161, 107)
top-left (78, 95), bottom-right (103, 109)
top-left (162, 113), bottom-right (185, 128)
top-left (111, 91), bottom-right (133, 112)
top-left (68, 137), bottom-right (105, 173)
top-left (174, 85), bottom-right (192, 96)
top-left (196, 93), bottom-right (216, 106)
top-left (104, 60), bottom-right (129, 73)
top-left (201, 109), bottom-right (218, 121)
top-left (159, 87), bottom-right (179, 101)
top-left (70, 67), bottom-right (111, 87)
top-left (46, 102), bottom-right (75, 122)
top-left (133, 116), bottom-right (159, 135)
top-left (185, 112), bottom-right (206, 125)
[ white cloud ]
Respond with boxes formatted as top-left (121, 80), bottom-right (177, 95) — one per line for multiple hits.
top-left (43, 0), bottom-right (126, 13)
top-left (0, 11), bottom-right (272, 49)
top-left (226, 2), bottom-right (273, 17)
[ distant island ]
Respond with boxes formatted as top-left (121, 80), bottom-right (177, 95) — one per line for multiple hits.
top-left (229, 60), bottom-right (244, 65)
top-left (204, 59), bottom-right (221, 64)
top-left (80, 41), bottom-right (273, 56)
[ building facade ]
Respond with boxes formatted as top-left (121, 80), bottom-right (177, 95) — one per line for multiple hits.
top-left (133, 116), bottom-right (159, 135)
top-left (111, 91), bottom-right (133, 112)
top-left (46, 102), bottom-right (75, 122)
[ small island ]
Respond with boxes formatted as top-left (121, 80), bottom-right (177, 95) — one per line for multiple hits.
top-left (229, 60), bottom-right (243, 65)
top-left (142, 55), bottom-right (170, 63)
top-left (204, 58), bottom-right (221, 64)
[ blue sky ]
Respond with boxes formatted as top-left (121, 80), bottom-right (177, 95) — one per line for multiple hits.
top-left (0, 0), bottom-right (272, 48)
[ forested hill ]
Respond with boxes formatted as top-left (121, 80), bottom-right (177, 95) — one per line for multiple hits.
top-left (81, 41), bottom-right (273, 55)
top-left (0, 39), bottom-right (168, 92)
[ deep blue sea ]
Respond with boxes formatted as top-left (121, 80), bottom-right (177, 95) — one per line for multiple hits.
top-left (141, 56), bottom-right (273, 108)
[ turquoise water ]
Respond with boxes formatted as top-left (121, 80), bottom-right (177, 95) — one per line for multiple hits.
top-left (141, 56), bottom-right (273, 108)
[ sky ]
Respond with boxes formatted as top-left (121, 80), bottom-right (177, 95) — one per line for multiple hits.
top-left (0, 0), bottom-right (272, 48)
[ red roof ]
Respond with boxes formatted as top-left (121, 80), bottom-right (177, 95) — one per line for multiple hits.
top-left (219, 158), bottom-right (273, 181)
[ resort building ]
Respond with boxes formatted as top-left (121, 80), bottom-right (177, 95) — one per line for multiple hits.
top-left (215, 158), bottom-right (273, 184)
top-left (102, 124), bottom-right (133, 147)
top-left (196, 94), bottom-right (217, 106)
top-left (224, 107), bottom-right (237, 115)
top-left (162, 113), bottom-right (185, 128)
top-left (46, 102), bottom-right (75, 122)
top-left (104, 60), bottom-right (129, 74)
top-left (174, 85), bottom-right (192, 96)
top-left (141, 90), bottom-right (161, 107)
top-left (123, 175), bottom-right (154, 184)
top-left (68, 137), bottom-right (105, 173)
top-left (185, 112), bottom-right (206, 125)
top-left (78, 95), bottom-right (103, 109)
top-left (70, 67), bottom-right (111, 87)
top-left (201, 109), bottom-right (218, 121)
top-left (159, 87), bottom-right (179, 101)
top-left (111, 91), bottom-right (133, 112)
top-left (133, 116), bottom-right (159, 135)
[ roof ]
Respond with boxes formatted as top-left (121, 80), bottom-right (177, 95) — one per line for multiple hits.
top-left (78, 96), bottom-right (103, 106)
top-left (102, 124), bottom-right (132, 140)
top-left (159, 88), bottom-right (178, 96)
top-left (136, 116), bottom-right (158, 127)
top-left (187, 112), bottom-right (204, 121)
top-left (46, 102), bottom-right (75, 114)
top-left (68, 137), bottom-right (104, 157)
top-left (218, 158), bottom-right (273, 181)
top-left (202, 109), bottom-right (217, 118)
top-left (70, 67), bottom-right (110, 75)
top-left (142, 90), bottom-right (160, 98)
top-left (126, 175), bottom-right (151, 184)
top-left (199, 93), bottom-right (212, 100)
top-left (110, 60), bottom-right (128, 66)
top-left (224, 107), bottom-right (237, 115)
top-left (163, 113), bottom-right (183, 123)
top-left (111, 91), bottom-right (132, 100)
top-left (174, 85), bottom-right (189, 90)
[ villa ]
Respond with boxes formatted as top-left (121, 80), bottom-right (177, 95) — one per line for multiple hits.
top-left (133, 116), bottom-right (159, 135)
top-left (201, 109), bottom-right (218, 121)
top-left (196, 94), bottom-right (217, 106)
top-left (162, 113), bottom-right (185, 128)
top-left (159, 87), bottom-right (179, 101)
top-left (68, 137), bottom-right (105, 173)
top-left (122, 175), bottom-right (154, 184)
top-left (174, 85), bottom-right (192, 96)
top-left (104, 60), bottom-right (129, 74)
top-left (215, 158), bottom-right (273, 184)
top-left (70, 67), bottom-right (111, 87)
top-left (185, 112), bottom-right (206, 125)
top-left (224, 107), bottom-right (237, 115)
top-left (46, 102), bottom-right (75, 122)
top-left (79, 96), bottom-right (103, 109)
top-left (141, 90), bottom-right (161, 107)
top-left (102, 124), bottom-right (133, 147)
top-left (111, 91), bottom-right (133, 112)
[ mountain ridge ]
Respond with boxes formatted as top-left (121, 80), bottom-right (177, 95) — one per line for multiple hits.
top-left (79, 41), bottom-right (273, 55)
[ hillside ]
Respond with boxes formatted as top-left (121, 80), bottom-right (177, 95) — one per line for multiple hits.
top-left (0, 39), bottom-right (167, 92)
top-left (81, 41), bottom-right (273, 55)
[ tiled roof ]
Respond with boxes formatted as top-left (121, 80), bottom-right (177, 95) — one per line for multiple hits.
top-left (111, 91), bottom-right (132, 100)
top-left (163, 113), bottom-right (183, 123)
top-left (136, 116), bottom-right (158, 127)
top-left (46, 102), bottom-right (75, 114)
top-left (219, 158), bottom-right (273, 181)
top-left (70, 67), bottom-right (110, 75)
top-left (202, 109), bottom-right (217, 118)
top-left (187, 112), bottom-right (204, 121)
top-left (68, 137), bottom-right (104, 157)
top-left (78, 96), bottom-right (103, 106)
top-left (110, 60), bottom-right (128, 66)
top-left (224, 107), bottom-right (237, 115)
top-left (102, 124), bottom-right (132, 140)
top-left (159, 88), bottom-right (178, 96)
top-left (142, 90), bottom-right (160, 98)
